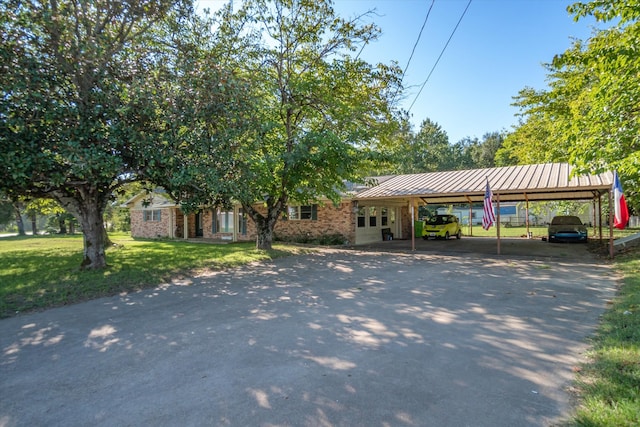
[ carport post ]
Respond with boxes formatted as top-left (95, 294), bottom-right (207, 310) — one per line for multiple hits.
top-left (525, 194), bottom-right (530, 237)
top-left (592, 197), bottom-right (597, 238)
top-left (598, 194), bottom-right (603, 241)
top-left (411, 198), bottom-right (416, 251)
top-left (469, 204), bottom-right (473, 236)
top-left (496, 193), bottom-right (501, 255)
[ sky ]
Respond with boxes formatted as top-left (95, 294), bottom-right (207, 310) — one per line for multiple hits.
top-left (196, 0), bottom-right (604, 143)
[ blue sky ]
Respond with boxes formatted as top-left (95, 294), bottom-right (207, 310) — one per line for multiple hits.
top-left (197, 0), bottom-right (604, 143)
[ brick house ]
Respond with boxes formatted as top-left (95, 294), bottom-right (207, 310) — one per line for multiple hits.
top-left (126, 163), bottom-right (618, 247)
top-left (124, 185), bottom-right (411, 245)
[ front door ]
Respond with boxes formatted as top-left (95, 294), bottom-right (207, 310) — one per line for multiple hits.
top-left (195, 212), bottom-right (204, 237)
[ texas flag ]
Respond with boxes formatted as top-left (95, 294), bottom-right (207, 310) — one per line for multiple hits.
top-left (613, 171), bottom-right (629, 229)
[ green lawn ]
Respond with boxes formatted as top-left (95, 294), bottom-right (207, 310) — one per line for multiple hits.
top-left (464, 225), bottom-right (549, 238)
top-left (0, 233), bottom-right (308, 318)
top-left (467, 225), bottom-right (638, 240)
top-left (568, 247), bottom-right (640, 426)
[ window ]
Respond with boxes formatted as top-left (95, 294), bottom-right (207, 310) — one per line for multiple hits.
top-left (143, 210), bottom-right (161, 222)
top-left (357, 207), bottom-right (366, 228)
top-left (217, 211), bottom-right (234, 233)
top-left (211, 209), bottom-right (234, 233)
top-left (287, 205), bottom-right (317, 220)
top-left (238, 209), bottom-right (248, 235)
top-left (358, 206), bottom-right (384, 228)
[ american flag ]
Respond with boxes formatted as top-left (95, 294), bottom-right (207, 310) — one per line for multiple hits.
top-left (482, 179), bottom-right (496, 230)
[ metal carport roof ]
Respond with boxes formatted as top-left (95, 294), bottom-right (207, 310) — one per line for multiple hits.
top-left (354, 163), bottom-right (613, 205)
top-left (353, 163), bottom-right (617, 256)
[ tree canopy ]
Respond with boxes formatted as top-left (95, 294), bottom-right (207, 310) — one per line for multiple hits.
top-left (0, 0), bottom-right (200, 268)
top-left (498, 0), bottom-right (639, 210)
top-left (149, 0), bottom-right (403, 249)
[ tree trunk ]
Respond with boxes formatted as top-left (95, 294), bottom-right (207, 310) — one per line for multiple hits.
top-left (30, 212), bottom-right (37, 235)
top-left (103, 227), bottom-right (113, 247)
top-left (13, 204), bottom-right (25, 236)
top-left (55, 189), bottom-right (109, 270)
top-left (256, 224), bottom-right (274, 250)
top-left (249, 199), bottom-right (284, 250)
top-left (78, 205), bottom-right (108, 269)
top-left (58, 214), bottom-right (67, 234)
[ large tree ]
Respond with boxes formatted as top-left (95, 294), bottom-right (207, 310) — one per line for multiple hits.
top-left (159, 0), bottom-right (401, 250)
top-left (498, 0), bottom-right (639, 209)
top-left (0, 0), bottom-right (193, 268)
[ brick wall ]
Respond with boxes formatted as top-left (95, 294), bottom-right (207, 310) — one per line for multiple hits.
top-left (273, 201), bottom-right (355, 243)
top-left (131, 202), bottom-right (355, 243)
top-left (130, 209), bottom-right (171, 238)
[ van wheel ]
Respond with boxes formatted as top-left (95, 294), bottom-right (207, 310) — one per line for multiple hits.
top-left (456, 230), bottom-right (461, 239)
top-left (444, 231), bottom-right (450, 240)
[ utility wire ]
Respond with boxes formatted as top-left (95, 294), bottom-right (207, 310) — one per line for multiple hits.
top-left (407, 0), bottom-right (473, 113)
top-left (392, 0), bottom-right (435, 101)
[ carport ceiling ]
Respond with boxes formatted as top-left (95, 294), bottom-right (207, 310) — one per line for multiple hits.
top-left (355, 163), bottom-right (613, 205)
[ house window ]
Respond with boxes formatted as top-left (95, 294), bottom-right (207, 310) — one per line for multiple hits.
top-left (217, 211), bottom-right (234, 233)
top-left (287, 205), bottom-right (318, 220)
top-left (369, 207), bottom-right (377, 227)
top-left (238, 209), bottom-right (247, 235)
top-left (143, 210), bottom-right (161, 222)
top-left (381, 208), bottom-right (388, 226)
top-left (356, 207), bottom-right (365, 228)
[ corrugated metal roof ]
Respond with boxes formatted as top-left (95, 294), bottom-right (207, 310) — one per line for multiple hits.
top-left (354, 163), bottom-right (613, 204)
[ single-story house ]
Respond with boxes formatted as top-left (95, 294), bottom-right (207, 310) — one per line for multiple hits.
top-left (123, 177), bottom-right (410, 245)
top-left (125, 163), bottom-right (615, 245)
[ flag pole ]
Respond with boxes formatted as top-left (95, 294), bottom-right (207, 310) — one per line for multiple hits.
top-left (609, 188), bottom-right (614, 258)
top-left (496, 192), bottom-right (501, 255)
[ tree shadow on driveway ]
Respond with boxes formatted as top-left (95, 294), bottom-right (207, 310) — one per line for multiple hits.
top-left (1, 249), bottom-right (616, 426)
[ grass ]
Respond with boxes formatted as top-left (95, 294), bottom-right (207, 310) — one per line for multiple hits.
top-left (0, 233), bottom-right (309, 318)
top-left (567, 246), bottom-right (640, 426)
top-left (467, 225), bottom-right (639, 239)
top-left (465, 225), bottom-right (549, 238)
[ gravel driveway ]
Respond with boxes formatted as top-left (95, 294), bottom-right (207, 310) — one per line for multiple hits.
top-left (0, 248), bottom-right (616, 426)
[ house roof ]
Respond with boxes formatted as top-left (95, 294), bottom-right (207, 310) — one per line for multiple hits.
top-left (122, 189), bottom-right (178, 208)
top-left (354, 163), bottom-right (613, 204)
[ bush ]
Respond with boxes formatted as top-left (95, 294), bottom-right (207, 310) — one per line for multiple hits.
top-left (275, 232), bottom-right (347, 246)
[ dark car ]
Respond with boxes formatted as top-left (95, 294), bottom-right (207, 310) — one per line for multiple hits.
top-left (548, 215), bottom-right (588, 243)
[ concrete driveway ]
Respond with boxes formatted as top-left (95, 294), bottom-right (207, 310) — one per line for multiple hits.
top-left (1, 248), bottom-right (616, 426)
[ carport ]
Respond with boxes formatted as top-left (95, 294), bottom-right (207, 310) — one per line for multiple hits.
top-left (354, 163), bottom-right (617, 256)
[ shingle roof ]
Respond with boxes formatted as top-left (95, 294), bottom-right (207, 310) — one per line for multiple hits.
top-left (354, 163), bottom-right (613, 204)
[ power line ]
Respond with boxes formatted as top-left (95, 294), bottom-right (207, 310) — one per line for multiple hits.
top-left (407, 0), bottom-right (473, 113)
top-left (400, 1), bottom-right (435, 83)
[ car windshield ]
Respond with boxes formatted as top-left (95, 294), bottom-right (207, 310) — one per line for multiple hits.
top-left (428, 215), bottom-right (449, 225)
top-left (551, 216), bottom-right (583, 225)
